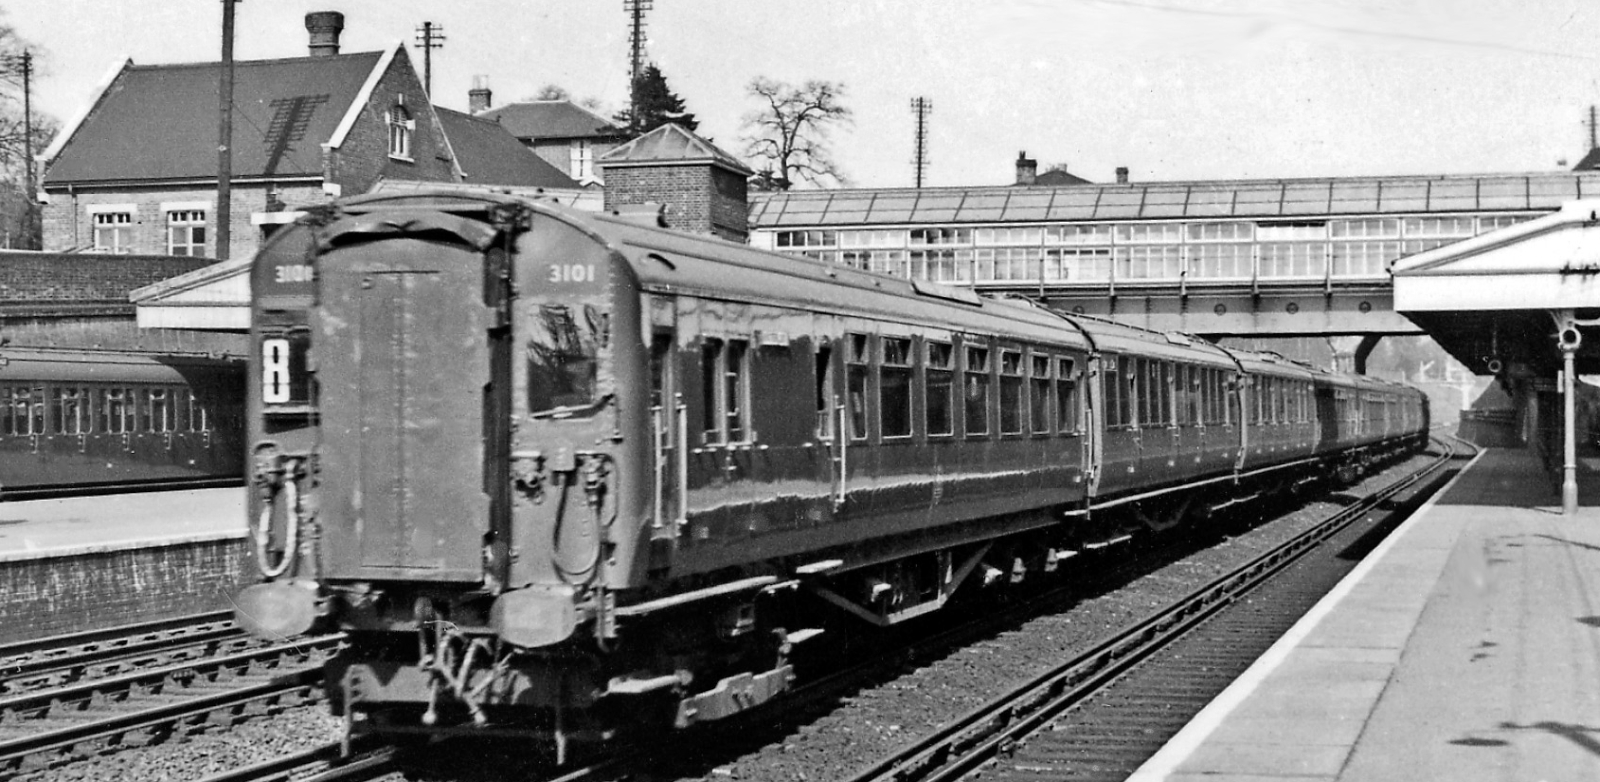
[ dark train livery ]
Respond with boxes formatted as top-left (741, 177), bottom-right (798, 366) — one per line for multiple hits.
top-left (0, 348), bottom-right (245, 498)
top-left (236, 192), bottom-right (1427, 755)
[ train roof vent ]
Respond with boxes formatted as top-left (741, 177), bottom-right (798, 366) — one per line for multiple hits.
top-left (1163, 332), bottom-right (1195, 346)
top-left (610, 202), bottom-right (669, 228)
top-left (911, 279), bottom-right (983, 306)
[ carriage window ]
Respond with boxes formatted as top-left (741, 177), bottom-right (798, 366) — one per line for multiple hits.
top-left (815, 345), bottom-right (834, 440)
top-left (1030, 354), bottom-right (1052, 434)
top-left (999, 350), bottom-right (1024, 435)
top-left (527, 303), bottom-right (609, 417)
top-left (847, 333), bottom-right (869, 440)
top-left (2, 386), bottom-right (43, 436)
top-left (54, 388), bottom-right (89, 435)
top-left (1135, 358), bottom-right (1153, 427)
top-left (134, 389), bottom-right (152, 432)
top-left (881, 337), bottom-right (913, 438)
top-left (1057, 358), bottom-right (1079, 433)
top-left (1158, 361), bottom-right (1174, 426)
top-left (700, 337), bottom-right (751, 444)
top-left (149, 388), bottom-right (174, 433)
top-left (965, 345), bottom-right (990, 436)
top-left (926, 341), bottom-right (954, 436)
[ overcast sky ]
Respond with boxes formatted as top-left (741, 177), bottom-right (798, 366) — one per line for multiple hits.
top-left (9, 0), bottom-right (1600, 189)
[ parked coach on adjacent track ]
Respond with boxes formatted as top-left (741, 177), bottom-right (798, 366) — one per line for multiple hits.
top-left (235, 192), bottom-right (1428, 758)
top-left (0, 348), bottom-right (245, 498)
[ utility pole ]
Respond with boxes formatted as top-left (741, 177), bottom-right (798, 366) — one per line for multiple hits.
top-left (910, 97), bottom-right (932, 189)
top-left (414, 21), bottom-right (445, 96)
top-left (623, 0), bottom-right (652, 133)
top-left (1589, 105), bottom-right (1596, 151)
top-left (217, 0), bottom-right (237, 260)
top-left (14, 50), bottom-right (32, 249)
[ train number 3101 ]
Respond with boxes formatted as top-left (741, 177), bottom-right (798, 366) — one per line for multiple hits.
top-left (548, 264), bottom-right (597, 284)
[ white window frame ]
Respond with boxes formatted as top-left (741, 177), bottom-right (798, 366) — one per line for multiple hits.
top-left (165, 209), bottom-right (207, 256)
top-left (569, 139), bottom-right (594, 181)
top-left (89, 205), bottom-right (136, 254)
top-left (387, 105), bottom-right (414, 160)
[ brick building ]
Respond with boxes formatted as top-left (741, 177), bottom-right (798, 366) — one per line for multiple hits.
top-left (474, 94), bottom-right (628, 185)
top-left (38, 12), bottom-right (578, 263)
top-left (598, 123), bottom-right (753, 242)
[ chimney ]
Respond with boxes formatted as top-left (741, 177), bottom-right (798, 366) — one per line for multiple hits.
top-left (1115, 166), bottom-right (1130, 184)
top-left (305, 11), bottom-right (345, 57)
top-left (469, 75), bottom-right (493, 114)
top-left (1015, 151), bottom-right (1037, 186)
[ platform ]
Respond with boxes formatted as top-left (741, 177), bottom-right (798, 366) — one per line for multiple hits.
top-left (0, 488), bottom-right (250, 644)
top-left (1129, 447), bottom-right (1600, 781)
top-left (0, 487), bottom-right (246, 561)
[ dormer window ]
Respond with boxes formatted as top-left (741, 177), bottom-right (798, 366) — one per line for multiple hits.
top-left (387, 105), bottom-right (414, 160)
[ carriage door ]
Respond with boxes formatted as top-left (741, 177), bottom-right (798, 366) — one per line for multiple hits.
top-left (649, 312), bottom-right (684, 535)
top-left (316, 234), bottom-right (494, 582)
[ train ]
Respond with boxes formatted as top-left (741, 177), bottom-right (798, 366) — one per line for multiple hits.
top-left (0, 347), bottom-right (245, 498)
top-left (234, 191), bottom-right (1428, 758)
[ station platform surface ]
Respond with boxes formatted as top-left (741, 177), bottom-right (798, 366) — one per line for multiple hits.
top-left (1130, 446), bottom-right (1600, 782)
top-left (0, 487), bottom-right (246, 561)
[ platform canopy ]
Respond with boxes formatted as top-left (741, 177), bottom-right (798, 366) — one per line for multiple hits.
top-left (1392, 199), bottom-right (1600, 377)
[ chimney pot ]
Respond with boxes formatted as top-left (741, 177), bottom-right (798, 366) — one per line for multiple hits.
top-left (1015, 150), bottom-right (1038, 186)
top-left (469, 75), bottom-right (493, 114)
top-left (306, 12), bottom-right (345, 57)
top-left (1115, 166), bottom-right (1130, 184)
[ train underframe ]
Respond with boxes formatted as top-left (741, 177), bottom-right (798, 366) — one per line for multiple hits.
top-left (323, 437), bottom-right (1423, 760)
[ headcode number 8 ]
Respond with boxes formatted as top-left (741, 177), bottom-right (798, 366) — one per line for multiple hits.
top-left (262, 338), bottom-right (291, 404)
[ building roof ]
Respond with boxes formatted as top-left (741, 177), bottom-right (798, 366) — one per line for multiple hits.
top-left (432, 107), bottom-right (579, 189)
top-left (1031, 168), bottom-right (1092, 186)
top-left (597, 122), bottom-right (753, 175)
top-left (475, 100), bottom-right (623, 141)
top-left (749, 171), bottom-right (1600, 228)
top-left (1573, 147), bottom-right (1600, 172)
top-left (43, 51), bottom-right (387, 185)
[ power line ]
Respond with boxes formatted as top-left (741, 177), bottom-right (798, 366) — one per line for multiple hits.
top-left (414, 21), bottom-right (446, 96)
top-left (910, 97), bottom-right (931, 189)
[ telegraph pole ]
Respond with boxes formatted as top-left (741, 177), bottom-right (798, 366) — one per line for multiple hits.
top-left (15, 50), bottom-right (32, 249)
top-left (623, 0), bottom-right (652, 133)
top-left (1589, 105), bottom-right (1596, 151)
top-left (217, 0), bottom-right (237, 260)
top-left (910, 97), bottom-right (932, 189)
top-left (414, 21), bottom-right (445, 96)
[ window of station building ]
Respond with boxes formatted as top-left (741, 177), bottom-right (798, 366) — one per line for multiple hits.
top-left (839, 229), bottom-right (906, 248)
top-left (1029, 354), bottom-right (1052, 434)
top-left (92, 212), bottom-right (134, 254)
top-left (1255, 221), bottom-right (1327, 241)
top-left (975, 226), bottom-right (1042, 246)
top-left (1115, 245), bottom-right (1182, 280)
top-left (1477, 214), bottom-right (1534, 234)
top-left (1331, 241), bottom-right (1401, 277)
top-left (1187, 222), bottom-right (1255, 242)
top-left (880, 337), bottom-right (913, 438)
top-left (1259, 243), bottom-right (1328, 278)
top-left (776, 230), bottom-right (839, 249)
top-left (974, 247), bottom-right (1042, 282)
top-left (869, 250), bottom-right (909, 278)
top-left (568, 139), bottom-right (594, 181)
top-left (387, 105), bottom-right (414, 160)
top-left (814, 345), bottom-right (834, 440)
top-left (1, 386), bottom-right (43, 436)
top-left (1402, 239), bottom-right (1451, 256)
top-left (1045, 224), bottom-right (1113, 246)
top-left (926, 341), bottom-right (955, 436)
top-left (52, 388), bottom-right (89, 435)
top-left (838, 250), bottom-right (870, 270)
top-left (964, 345), bottom-right (991, 436)
top-left (1115, 223), bottom-right (1184, 244)
top-left (1330, 218), bottom-right (1399, 239)
top-left (1403, 216), bottom-right (1474, 238)
top-left (998, 350), bottom-right (1024, 435)
top-left (1189, 244), bottom-right (1252, 279)
top-left (166, 210), bottom-right (207, 256)
top-left (1046, 247), bottom-right (1112, 282)
top-left (909, 227), bottom-right (972, 246)
top-left (1057, 357), bottom-right (1080, 433)
top-left (910, 249), bottom-right (971, 283)
top-left (699, 337), bottom-right (750, 445)
top-left (846, 333), bottom-right (870, 440)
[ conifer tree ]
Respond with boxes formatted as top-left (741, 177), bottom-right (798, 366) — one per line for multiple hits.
top-left (615, 64), bottom-right (698, 137)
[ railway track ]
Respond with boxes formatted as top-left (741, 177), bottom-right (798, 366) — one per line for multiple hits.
top-left (840, 438), bottom-right (1466, 782)
top-left (0, 611), bottom-right (248, 695)
top-left (0, 633), bottom-right (342, 777)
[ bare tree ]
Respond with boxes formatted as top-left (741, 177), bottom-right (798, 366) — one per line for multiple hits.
top-left (741, 77), bottom-right (851, 190)
top-left (0, 17), bottom-right (54, 248)
top-left (530, 84), bottom-right (571, 101)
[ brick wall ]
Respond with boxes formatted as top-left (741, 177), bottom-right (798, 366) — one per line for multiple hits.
top-left (0, 538), bottom-right (251, 643)
top-left (0, 250), bottom-right (210, 303)
top-left (40, 182), bottom-right (328, 261)
top-left (604, 163), bottom-right (749, 242)
top-left (0, 316), bottom-right (248, 354)
top-left (327, 54), bottom-right (457, 195)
